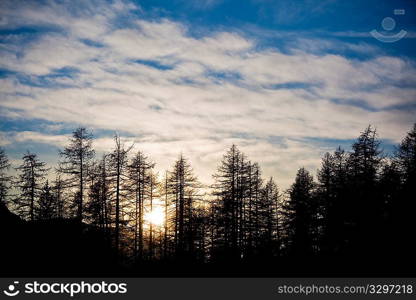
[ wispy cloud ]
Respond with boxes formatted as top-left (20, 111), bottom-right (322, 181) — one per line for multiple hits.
top-left (181, 0), bottom-right (224, 10)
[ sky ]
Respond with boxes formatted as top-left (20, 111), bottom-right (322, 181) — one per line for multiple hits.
top-left (0, 0), bottom-right (415, 189)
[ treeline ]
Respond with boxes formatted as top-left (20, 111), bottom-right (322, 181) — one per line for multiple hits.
top-left (0, 124), bottom-right (415, 264)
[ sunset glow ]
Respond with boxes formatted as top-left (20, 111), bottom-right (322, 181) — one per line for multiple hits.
top-left (144, 206), bottom-right (165, 227)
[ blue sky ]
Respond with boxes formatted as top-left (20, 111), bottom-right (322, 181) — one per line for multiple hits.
top-left (0, 0), bottom-right (415, 188)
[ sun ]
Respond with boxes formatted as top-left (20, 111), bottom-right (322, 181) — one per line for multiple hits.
top-left (144, 206), bottom-right (165, 227)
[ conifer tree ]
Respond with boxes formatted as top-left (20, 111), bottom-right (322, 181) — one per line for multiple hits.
top-left (347, 126), bottom-right (383, 253)
top-left (167, 154), bottom-right (200, 259)
top-left (108, 134), bottom-right (133, 255)
top-left (58, 127), bottom-right (95, 221)
top-left (0, 148), bottom-right (12, 206)
top-left (283, 167), bottom-right (316, 256)
top-left (128, 150), bottom-right (154, 260)
top-left (15, 151), bottom-right (49, 221)
top-left (37, 180), bottom-right (56, 220)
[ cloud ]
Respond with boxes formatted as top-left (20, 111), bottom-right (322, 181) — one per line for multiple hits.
top-left (331, 30), bottom-right (416, 39)
top-left (0, 0), bottom-right (415, 189)
top-left (254, 0), bottom-right (336, 25)
top-left (180, 0), bottom-right (224, 10)
top-left (0, 131), bottom-right (70, 148)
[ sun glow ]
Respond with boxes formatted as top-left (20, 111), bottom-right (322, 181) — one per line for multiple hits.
top-left (144, 206), bottom-right (165, 227)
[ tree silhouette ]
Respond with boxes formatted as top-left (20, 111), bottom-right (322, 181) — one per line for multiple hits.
top-left (14, 151), bottom-right (49, 221)
top-left (86, 156), bottom-right (110, 228)
top-left (37, 180), bottom-right (56, 220)
top-left (0, 148), bottom-right (12, 206)
top-left (51, 175), bottom-right (66, 218)
top-left (394, 124), bottom-right (416, 257)
top-left (347, 126), bottom-right (383, 254)
top-left (212, 145), bottom-right (245, 260)
top-left (108, 134), bottom-right (133, 256)
top-left (211, 145), bottom-right (281, 261)
top-left (167, 154), bottom-right (200, 259)
top-left (127, 150), bottom-right (154, 260)
top-left (147, 170), bottom-right (159, 260)
top-left (317, 147), bottom-right (349, 254)
top-left (258, 177), bottom-right (281, 257)
top-left (58, 127), bottom-right (95, 221)
top-left (284, 167), bottom-right (316, 256)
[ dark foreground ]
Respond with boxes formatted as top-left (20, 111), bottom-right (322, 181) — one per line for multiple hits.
top-left (1, 203), bottom-right (414, 278)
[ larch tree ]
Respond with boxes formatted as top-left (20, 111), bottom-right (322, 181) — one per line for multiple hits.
top-left (212, 145), bottom-right (242, 260)
top-left (0, 148), bottom-right (12, 206)
top-left (51, 175), bottom-right (66, 218)
top-left (162, 171), bottom-right (169, 259)
top-left (37, 180), bottom-right (56, 220)
top-left (258, 177), bottom-right (281, 257)
top-left (317, 148), bottom-right (349, 254)
top-left (147, 170), bottom-right (159, 259)
top-left (128, 150), bottom-right (154, 260)
top-left (212, 145), bottom-right (266, 260)
top-left (283, 167), bottom-right (316, 256)
top-left (378, 161), bottom-right (402, 252)
top-left (248, 161), bottom-right (262, 255)
top-left (108, 134), bottom-right (133, 255)
top-left (86, 156), bottom-right (110, 229)
top-left (14, 151), bottom-right (49, 221)
top-left (347, 125), bottom-right (383, 254)
top-left (394, 123), bottom-right (416, 256)
top-left (167, 154), bottom-right (200, 259)
top-left (396, 123), bottom-right (416, 183)
top-left (58, 127), bottom-right (95, 221)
